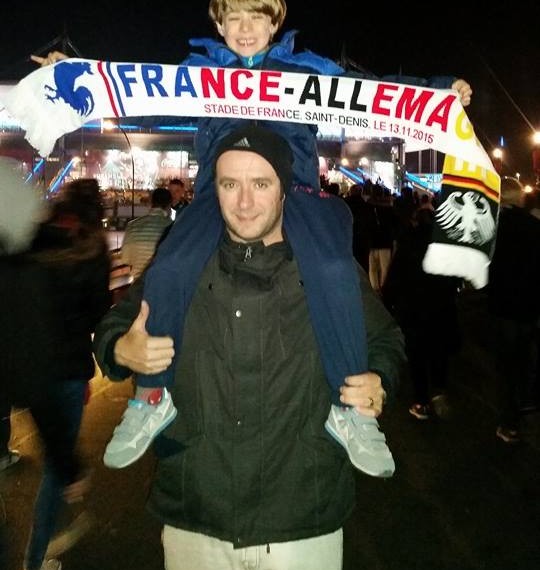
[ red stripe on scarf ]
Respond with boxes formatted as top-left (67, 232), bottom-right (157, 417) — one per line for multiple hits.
top-left (96, 60), bottom-right (120, 117)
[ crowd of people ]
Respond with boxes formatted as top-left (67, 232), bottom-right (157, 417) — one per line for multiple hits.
top-left (342, 177), bottom-right (540, 429)
top-left (4, 1), bottom-right (538, 570)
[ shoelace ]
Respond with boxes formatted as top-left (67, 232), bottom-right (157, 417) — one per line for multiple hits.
top-left (114, 400), bottom-right (152, 437)
top-left (347, 412), bottom-right (388, 445)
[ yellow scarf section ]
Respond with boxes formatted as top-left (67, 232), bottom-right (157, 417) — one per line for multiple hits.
top-left (423, 154), bottom-right (500, 288)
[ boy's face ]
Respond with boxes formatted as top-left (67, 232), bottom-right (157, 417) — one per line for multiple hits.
top-left (215, 150), bottom-right (284, 246)
top-left (217, 10), bottom-right (278, 58)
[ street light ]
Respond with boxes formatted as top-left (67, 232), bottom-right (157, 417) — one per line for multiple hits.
top-left (532, 131), bottom-right (540, 186)
top-left (502, 175), bottom-right (524, 190)
top-left (492, 147), bottom-right (504, 174)
top-left (102, 119), bottom-right (135, 219)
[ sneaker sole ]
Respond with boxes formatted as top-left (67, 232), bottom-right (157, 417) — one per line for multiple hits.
top-left (104, 405), bottom-right (178, 469)
top-left (0, 452), bottom-right (21, 472)
top-left (495, 428), bottom-right (520, 444)
top-left (409, 408), bottom-right (430, 420)
top-left (325, 418), bottom-right (395, 478)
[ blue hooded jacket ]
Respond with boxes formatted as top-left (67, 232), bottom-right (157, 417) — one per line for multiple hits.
top-left (140, 31), bottom-right (454, 399)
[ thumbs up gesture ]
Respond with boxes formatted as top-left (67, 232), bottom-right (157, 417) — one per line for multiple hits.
top-left (113, 300), bottom-right (175, 374)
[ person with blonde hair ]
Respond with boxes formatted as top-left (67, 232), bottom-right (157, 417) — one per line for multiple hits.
top-left (34, 0), bottom-right (471, 482)
top-left (89, 0), bottom-right (472, 566)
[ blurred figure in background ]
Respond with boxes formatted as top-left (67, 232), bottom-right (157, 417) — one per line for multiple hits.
top-left (20, 178), bottom-right (111, 570)
top-left (367, 184), bottom-right (396, 294)
top-left (121, 187), bottom-right (172, 281)
top-left (487, 183), bottom-right (540, 443)
top-left (344, 183), bottom-right (375, 273)
top-left (167, 178), bottom-right (189, 221)
top-left (0, 159), bottom-right (34, 465)
top-left (383, 206), bottom-right (462, 420)
top-left (0, 157), bottom-right (44, 568)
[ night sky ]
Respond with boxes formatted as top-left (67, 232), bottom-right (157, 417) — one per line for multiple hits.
top-left (2, 0), bottom-right (539, 181)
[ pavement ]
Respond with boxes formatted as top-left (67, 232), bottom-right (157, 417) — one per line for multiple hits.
top-left (1, 288), bottom-right (540, 570)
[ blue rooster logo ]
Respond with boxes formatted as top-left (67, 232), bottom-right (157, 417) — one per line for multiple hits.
top-left (44, 61), bottom-right (95, 117)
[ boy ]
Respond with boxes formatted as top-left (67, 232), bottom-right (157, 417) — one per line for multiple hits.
top-left (35, 0), bottom-right (471, 478)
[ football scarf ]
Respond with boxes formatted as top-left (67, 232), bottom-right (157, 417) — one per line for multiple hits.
top-left (0, 58), bottom-right (500, 287)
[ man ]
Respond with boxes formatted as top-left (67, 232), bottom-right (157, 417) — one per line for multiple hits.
top-left (121, 187), bottom-right (172, 280)
top-left (487, 183), bottom-right (540, 443)
top-left (93, 125), bottom-right (404, 569)
top-left (167, 178), bottom-right (189, 221)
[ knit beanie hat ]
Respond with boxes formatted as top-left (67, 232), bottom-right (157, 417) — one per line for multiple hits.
top-left (214, 124), bottom-right (294, 192)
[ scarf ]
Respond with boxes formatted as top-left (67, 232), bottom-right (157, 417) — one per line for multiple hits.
top-left (0, 57), bottom-right (500, 396)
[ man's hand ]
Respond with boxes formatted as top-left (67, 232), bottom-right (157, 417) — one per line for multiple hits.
top-left (30, 51), bottom-right (69, 67)
top-left (114, 300), bottom-right (175, 374)
top-left (451, 79), bottom-right (473, 107)
top-left (339, 372), bottom-right (387, 417)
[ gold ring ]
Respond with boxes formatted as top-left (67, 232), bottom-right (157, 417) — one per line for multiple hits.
top-left (368, 397), bottom-right (374, 407)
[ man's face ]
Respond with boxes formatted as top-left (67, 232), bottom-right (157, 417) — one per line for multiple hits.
top-left (168, 182), bottom-right (186, 206)
top-left (216, 150), bottom-right (284, 245)
top-left (217, 10), bottom-right (278, 58)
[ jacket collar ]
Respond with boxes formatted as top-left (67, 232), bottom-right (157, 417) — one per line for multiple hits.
top-left (187, 30), bottom-right (298, 68)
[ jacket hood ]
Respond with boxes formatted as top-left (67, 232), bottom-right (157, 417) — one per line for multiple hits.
top-left (185, 30), bottom-right (343, 76)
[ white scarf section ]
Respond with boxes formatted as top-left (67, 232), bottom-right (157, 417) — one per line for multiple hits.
top-left (0, 59), bottom-right (500, 287)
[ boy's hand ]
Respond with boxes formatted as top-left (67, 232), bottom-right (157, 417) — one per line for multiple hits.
top-left (30, 51), bottom-right (69, 67)
top-left (114, 300), bottom-right (175, 374)
top-left (451, 79), bottom-right (473, 107)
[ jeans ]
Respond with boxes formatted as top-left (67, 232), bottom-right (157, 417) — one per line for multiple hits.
top-left (24, 379), bottom-right (86, 570)
top-left (368, 248), bottom-right (392, 293)
top-left (162, 526), bottom-right (343, 570)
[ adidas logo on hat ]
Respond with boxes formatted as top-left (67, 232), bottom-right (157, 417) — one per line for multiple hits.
top-left (233, 137), bottom-right (251, 148)
top-left (214, 124), bottom-right (294, 192)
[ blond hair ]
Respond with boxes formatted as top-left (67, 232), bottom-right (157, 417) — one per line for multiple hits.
top-left (209, 0), bottom-right (287, 28)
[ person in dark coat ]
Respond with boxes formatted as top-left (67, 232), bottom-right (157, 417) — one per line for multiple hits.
top-left (93, 125), bottom-right (405, 570)
top-left (344, 183), bottom-right (375, 273)
top-left (0, 166), bottom-right (110, 570)
top-left (383, 207), bottom-right (462, 420)
top-left (0, 157), bottom-right (46, 569)
top-left (20, 178), bottom-right (111, 570)
top-left (486, 184), bottom-right (540, 443)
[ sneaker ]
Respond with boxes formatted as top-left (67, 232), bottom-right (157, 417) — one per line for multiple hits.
top-left (496, 426), bottom-right (520, 444)
top-left (103, 388), bottom-right (177, 469)
top-left (0, 449), bottom-right (21, 472)
top-left (325, 405), bottom-right (395, 478)
top-left (40, 560), bottom-right (62, 570)
top-left (409, 403), bottom-right (431, 420)
top-left (430, 394), bottom-right (451, 419)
